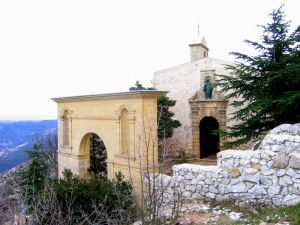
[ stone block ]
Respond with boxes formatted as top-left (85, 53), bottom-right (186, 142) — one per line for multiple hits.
top-left (206, 193), bottom-right (216, 199)
top-left (287, 168), bottom-right (300, 179)
top-left (244, 167), bottom-right (259, 175)
top-left (227, 167), bottom-right (241, 178)
top-left (230, 182), bottom-right (247, 193)
top-left (271, 144), bottom-right (285, 152)
top-left (290, 153), bottom-right (300, 170)
top-left (245, 182), bottom-right (255, 189)
top-left (272, 152), bottom-right (289, 169)
top-left (251, 163), bottom-right (261, 170)
top-left (289, 187), bottom-right (300, 195)
top-left (277, 169), bottom-right (285, 177)
top-left (282, 194), bottom-right (300, 206)
top-left (265, 149), bottom-right (276, 157)
top-left (259, 176), bottom-right (272, 186)
top-left (218, 185), bottom-right (226, 194)
top-left (281, 187), bottom-right (289, 195)
top-left (260, 159), bottom-right (267, 165)
top-left (279, 176), bottom-right (293, 186)
top-left (184, 172), bottom-right (194, 180)
top-left (261, 166), bottom-right (274, 175)
top-left (209, 186), bottom-right (218, 193)
top-left (268, 186), bottom-right (281, 195)
top-left (251, 157), bottom-right (260, 163)
top-left (249, 185), bottom-right (267, 195)
top-left (242, 175), bottom-right (259, 183)
top-left (272, 197), bottom-right (282, 205)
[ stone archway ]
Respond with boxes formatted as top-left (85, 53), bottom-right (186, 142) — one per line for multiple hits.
top-left (53, 90), bottom-right (166, 183)
top-left (189, 91), bottom-right (228, 158)
top-left (80, 132), bottom-right (107, 178)
top-left (199, 117), bottom-right (219, 159)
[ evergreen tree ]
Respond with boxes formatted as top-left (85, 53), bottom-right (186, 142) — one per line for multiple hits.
top-left (18, 147), bottom-right (48, 212)
top-left (129, 81), bottom-right (181, 139)
top-left (88, 134), bottom-right (108, 179)
top-left (218, 6), bottom-right (300, 147)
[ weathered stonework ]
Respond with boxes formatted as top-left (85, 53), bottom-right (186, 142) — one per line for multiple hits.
top-left (152, 124), bottom-right (300, 206)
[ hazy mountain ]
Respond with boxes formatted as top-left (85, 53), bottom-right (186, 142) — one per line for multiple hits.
top-left (0, 120), bottom-right (57, 172)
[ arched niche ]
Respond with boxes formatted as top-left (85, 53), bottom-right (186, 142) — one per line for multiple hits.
top-left (62, 109), bottom-right (70, 146)
top-left (121, 108), bottom-right (130, 155)
top-left (115, 105), bottom-right (136, 157)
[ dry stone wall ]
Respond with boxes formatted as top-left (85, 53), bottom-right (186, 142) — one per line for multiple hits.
top-left (157, 124), bottom-right (300, 206)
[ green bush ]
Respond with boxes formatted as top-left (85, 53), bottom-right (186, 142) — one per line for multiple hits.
top-left (52, 169), bottom-right (136, 223)
top-left (18, 150), bottom-right (136, 224)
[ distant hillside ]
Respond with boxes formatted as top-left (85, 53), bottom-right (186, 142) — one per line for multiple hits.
top-left (0, 120), bottom-right (57, 172)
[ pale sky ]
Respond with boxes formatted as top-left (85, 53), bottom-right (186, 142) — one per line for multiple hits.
top-left (0, 0), bottom-right (299, 120)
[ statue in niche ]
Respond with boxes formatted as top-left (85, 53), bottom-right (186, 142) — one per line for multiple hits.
top-left (203, 77), bottom-right (213, 99)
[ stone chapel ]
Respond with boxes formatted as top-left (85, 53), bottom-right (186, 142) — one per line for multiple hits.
top-left (152, 37), bottom-right (234, 160)
top-left (52, 37), bottom-right (234, 182)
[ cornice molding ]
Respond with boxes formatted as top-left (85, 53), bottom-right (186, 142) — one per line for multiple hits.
top-left (52, 90), bottom-right (168, 103)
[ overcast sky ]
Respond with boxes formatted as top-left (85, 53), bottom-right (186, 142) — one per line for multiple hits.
top-left (0, 0), bottom-right (299, 120)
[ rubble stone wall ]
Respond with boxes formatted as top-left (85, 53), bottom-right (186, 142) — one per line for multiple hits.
top-left (159, 124), bottom-right (300, 206)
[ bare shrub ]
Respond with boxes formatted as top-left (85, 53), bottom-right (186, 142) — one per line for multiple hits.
top-left (126, 116), bottom-right (185, 225)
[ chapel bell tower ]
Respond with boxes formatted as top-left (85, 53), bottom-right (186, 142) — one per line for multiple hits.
top-left (189, 37), bottom-right (209, 61)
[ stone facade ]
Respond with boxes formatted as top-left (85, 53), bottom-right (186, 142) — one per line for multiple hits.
top-left (152, 40), bottom-right (233, 157)
top-left (52, 90), bottom-right (166, 188)
top-left (154, 124), bottom-right (300, 206)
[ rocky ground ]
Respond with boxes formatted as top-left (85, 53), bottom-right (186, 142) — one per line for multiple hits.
top-left (173, 201), bottom-right (291, 225)
top-left (133, 199), bottom-right (296, 225)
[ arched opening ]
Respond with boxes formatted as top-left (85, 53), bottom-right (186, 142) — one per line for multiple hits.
top-left (80, 133), bottom-right (108, 179)
top-left (199, 116), bottom-right (219, 159)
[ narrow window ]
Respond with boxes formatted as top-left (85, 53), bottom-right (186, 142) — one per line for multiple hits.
top-left (121, 108), bottom-right (130, 154)
top-left (63, 110), bottom-right (70, 146)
